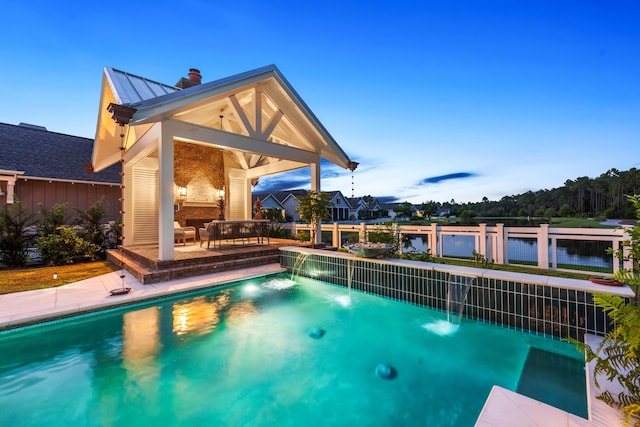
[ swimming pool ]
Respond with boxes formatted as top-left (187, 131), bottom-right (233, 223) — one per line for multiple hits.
top-left (0, 274), bottom-right (586, 426)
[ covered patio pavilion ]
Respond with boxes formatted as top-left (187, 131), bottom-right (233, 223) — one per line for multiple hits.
top-left (92, 65), bottom-right (356, 262)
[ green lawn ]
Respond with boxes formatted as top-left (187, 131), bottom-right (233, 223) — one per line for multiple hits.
top-left (0, 261), bottom-right (118, 295)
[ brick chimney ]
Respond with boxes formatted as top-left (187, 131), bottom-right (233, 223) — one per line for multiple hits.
top-left (188, 68), bottom-right (202, 84)
top-left (176, 68), bottom-right (202, 89)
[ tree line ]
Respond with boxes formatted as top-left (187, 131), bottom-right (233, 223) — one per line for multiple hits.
top-left (419, 167), bottom-right (640, 219)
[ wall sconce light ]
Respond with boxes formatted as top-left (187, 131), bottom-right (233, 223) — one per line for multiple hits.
top-left (178, 186), bottom-right (187, 197)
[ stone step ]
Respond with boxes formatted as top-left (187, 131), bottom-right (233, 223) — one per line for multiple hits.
top-left (106, 249), bottom-right (280, 285)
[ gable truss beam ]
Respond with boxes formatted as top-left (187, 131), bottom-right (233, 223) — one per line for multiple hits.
top-left (228, 90), bottom-right (283, 140)
top-left (164, 119), bottom-right (320, 165)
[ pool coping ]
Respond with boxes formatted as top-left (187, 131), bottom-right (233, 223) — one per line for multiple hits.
top-left (475, 334), bottom-right (624, 427)
top-left (280, 246), bottom-right (635, 298)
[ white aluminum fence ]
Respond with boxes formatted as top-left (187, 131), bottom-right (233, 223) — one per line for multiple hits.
top-left (281, 222), bottom-right (631, 274)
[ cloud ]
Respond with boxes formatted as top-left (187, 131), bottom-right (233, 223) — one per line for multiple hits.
top-left (420, 172), bottom-right (477, 184)
top-left (253, 158), bottom-right (365, 193)
top-left (255, 171), bottom-right (309, 192)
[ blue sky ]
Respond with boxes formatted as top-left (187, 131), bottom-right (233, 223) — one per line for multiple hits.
top-left (1, 1), bottom-right (638, 204)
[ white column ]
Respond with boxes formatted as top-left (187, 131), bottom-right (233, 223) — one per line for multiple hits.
top-left (123, 162), bottom-right (133, 246)
top-left (158, 122), bottom-right (175, 261)
top-left (310, 161), bottom-right (320, 192)
top-left (6, 179), bottom-right (15, 204)
top-left (310, 161), bottom-right (321, 244)
top-left (245, 178), bottom-right (252, 219)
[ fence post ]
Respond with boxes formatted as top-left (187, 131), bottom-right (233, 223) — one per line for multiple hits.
top-left (332, 222), bottom-right (340, 248)
top-left (479, 223), bottom-right (487, 258)
top-left (621, 226), bottom-right (632, 274)
top-left (550, 235), bottom-right (558, 270)
top-left (291, 222), bottom-right (297, 239)
top-left (434, 224), bottom-right (442, 257)
top-left (359, 222), bottom-right (367, 243)
top-left (496, 223), bottom-right (505, 264)
top-left (428, 223), bottom-right (437, 256)
top-left (537, 224), bottom-right (549, 269)
top-left (394, 223), bottom-right (402, 255)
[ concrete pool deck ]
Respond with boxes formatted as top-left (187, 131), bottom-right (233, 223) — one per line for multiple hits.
top-left (0, 264), bottom-right (285, 330)
top-left (0, 265), bottom-right (623, 426)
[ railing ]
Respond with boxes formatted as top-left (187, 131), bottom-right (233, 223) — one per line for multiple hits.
top-left (280, 222), bottom-right (631, 274)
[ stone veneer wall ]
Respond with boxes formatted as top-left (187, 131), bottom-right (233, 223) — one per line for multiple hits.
top-left (175, 206), bottom-right (219, 228)
top-left (281, 248), bottom-right (632, 340)
top-left (174, 141), bottom-right (224, 226)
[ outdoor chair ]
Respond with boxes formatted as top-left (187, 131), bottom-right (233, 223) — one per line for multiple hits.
top-left (174, 221), bottom-right (196, 245)
top-left (199, 222), bottom-right (211, 248)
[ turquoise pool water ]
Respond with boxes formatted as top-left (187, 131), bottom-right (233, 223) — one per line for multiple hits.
top-left (0, 275), bottom-right (586, 426)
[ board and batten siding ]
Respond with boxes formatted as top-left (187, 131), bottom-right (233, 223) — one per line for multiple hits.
top-left (12, 178), bottom-right (121, 222)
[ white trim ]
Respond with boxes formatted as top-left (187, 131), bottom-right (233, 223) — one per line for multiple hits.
top-left (0, 170), bottom-right (25, 176)
top-left (18, 176), bottom-right (119, 186)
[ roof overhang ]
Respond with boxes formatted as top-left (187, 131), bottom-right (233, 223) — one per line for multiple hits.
top-left (92, 65), bottom-right (352, 175)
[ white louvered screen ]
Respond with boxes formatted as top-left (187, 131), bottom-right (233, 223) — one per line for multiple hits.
top-left (228, 177), bottom-right (245, 220)
top-left (132, 168), bottom-right (159, 244)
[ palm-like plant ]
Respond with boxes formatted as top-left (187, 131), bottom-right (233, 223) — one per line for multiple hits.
top-left (577, 194), bottom-right (640, 425)
top-left (295, 191), bottom-right (332, 247)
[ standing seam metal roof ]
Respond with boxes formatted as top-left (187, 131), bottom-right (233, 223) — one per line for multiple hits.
top-left (106, 67), bottom-right (180, 105)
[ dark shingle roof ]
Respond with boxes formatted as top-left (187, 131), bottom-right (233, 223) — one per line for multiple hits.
top-left (0, 122), bottom-right (121, 183)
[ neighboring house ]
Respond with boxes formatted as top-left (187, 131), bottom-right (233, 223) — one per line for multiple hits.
top-left (381, 202), bottom-right (419, 220)
top-left (251, 193), bottom-right (286, 220)
top-left (276, 190), bottom-right (308, 222)
top-left (436, 208), bottom-right (451, 217)
top-left (253, 189), bottom-right (352, 222)
top-left (0, 122), bottom-right (121, 221)
top-left (326, 191), bottom-right (351, 221)
top-left (349, 197), bottom-right (384, 220)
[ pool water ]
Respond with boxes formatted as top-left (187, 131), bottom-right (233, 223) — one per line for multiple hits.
top-left (0, 275), bottom-right (586, 426)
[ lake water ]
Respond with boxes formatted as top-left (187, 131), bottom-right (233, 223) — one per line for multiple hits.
top-left (403, 235), bottom-right (613, 271)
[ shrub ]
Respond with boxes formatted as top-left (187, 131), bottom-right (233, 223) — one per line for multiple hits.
top-left (397, 250), bottom-right (438, 263)
top-left (36, 226), bottom-right (100, 266)
top-left (37, 203), bottom-right (68, 237)
top-left (296, 230), bottom-right (310, 242)
top-left (472, 250), bottom-right (494, 269)
top-left (75, 198), bottom-right (108, 257)
top-left (295, 191), bottom-right (332, 246)
top-left (268, 225), bottom-right (292, 239)
top-left (0, 199), bottom-right (35, 267)
top-left (367, 223), bottom-right (400, 255)
top-left (263, 208), bottom-right (285, 223)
